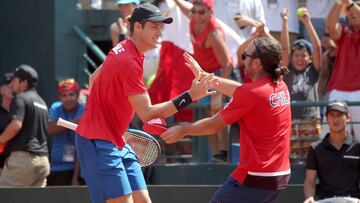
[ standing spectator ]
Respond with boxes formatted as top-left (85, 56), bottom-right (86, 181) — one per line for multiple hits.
top-left (213, 0), bottom-right (266, 41)
top-left (162, 37), bottom-right (291, 203)
top-left (300, 0), bottom-right (336, 40)
top-left (326, 0), bottom-right (360, 141)
top-left (0, 73), bottom-right (14, 174)
top-left (174, 0), bottom-right (234, 162)
top-left (47, 79), bottom-right (85, 186)
top-left (110, 0), bottom-right (140, 47)
top-left (281, 7), bottom-right (322, 161)
top-left (0, 65), bottom-right (50, 187)
top-left (303, 101), bottom-right (360, 203)
top-left (261, 0), bottom-right (299, 44)
top-left (318, 35), bottom-right (337, 101)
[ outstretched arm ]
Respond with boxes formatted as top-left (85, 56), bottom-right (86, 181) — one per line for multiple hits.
top-left (280, 8), bottom-right (290, 67)
top-left (183, 53), bottom-right (241, 97)
top-left (0, 119), bottom-right (22, 144)
top-left (326, 1), bottom-right (344, 40)
top-left (299, 8), bottom-right (322, 70)
top-left (129, 74), bottom-right (218, 122)
top-left (173, 0), bottom-right (193, 19)
top-left (160, 112), bottom-right (227, 144)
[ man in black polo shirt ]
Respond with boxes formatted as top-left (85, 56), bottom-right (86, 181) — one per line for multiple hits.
top-left (0, 65), bottom-right (50, 187)
top-left (0, 73), bottom-right (14, 173)
top-left (304, 100), bottom-right (360, 203)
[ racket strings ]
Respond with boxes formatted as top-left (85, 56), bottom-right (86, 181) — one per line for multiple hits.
top-left (124, 131), bottom-right (160, 167)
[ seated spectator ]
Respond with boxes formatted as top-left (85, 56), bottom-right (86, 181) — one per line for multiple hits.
top-left (303, 101), bottom-right (360, 203)
top-left (281, 7), bottom-right (322, 161)
top-left (0, 73), bottom-right (14, 174)
top-left (47, 79), bottom-right (85, 186)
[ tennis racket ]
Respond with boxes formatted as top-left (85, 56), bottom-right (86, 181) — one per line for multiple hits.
top-left (56, 118), bottom-right (161, 167)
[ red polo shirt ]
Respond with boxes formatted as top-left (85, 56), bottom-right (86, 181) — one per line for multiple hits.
top-left (76, 39), bottom-right (147, 149)
top-left (220, 76), bottom-right (291, 190)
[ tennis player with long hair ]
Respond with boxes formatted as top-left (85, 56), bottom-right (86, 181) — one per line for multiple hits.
top-left (75, 4), bottom-right (217, 203)
top-left (161, 37), bottom-right (292, 203)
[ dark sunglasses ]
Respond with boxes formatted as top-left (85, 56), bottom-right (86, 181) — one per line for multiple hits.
top-left (241, 52), bottom-right (257, 60)
top-left (191, 8), bottom-right (206, 15)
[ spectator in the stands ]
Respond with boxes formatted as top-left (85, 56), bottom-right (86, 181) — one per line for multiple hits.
top-left (326, 0), bottom-right (360, 141)
top-left (110, 0), bottom-right (140, 47)
top-left (47, 78), bottom-right (85, 186)
top-left (281, 7), bottom-right (322, 161)
top-left (173, 0), bottom-right (234, 162)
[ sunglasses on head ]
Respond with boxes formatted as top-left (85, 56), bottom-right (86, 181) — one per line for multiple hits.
top-left (191, 8), bottom-right (207, 15)
top-left (241, 52), bottom-right (257, 60)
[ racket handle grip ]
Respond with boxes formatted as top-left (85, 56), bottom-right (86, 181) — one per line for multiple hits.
top-left (57, 118), bottom-right (78, 131)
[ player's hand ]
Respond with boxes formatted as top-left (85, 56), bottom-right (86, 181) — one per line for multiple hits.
top-left (188, 73), bottom-right (218, 101)
top-left (281, 8), bottom-right (289, 21)
top-left (183, 52), bottom-right (208, 80)
top-left (160, 125), bottom-right (186, 144)
top-left (303, 197), bottom-right (315, 203)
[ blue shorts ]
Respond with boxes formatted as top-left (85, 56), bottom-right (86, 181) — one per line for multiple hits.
top-left (209, 177), bottom-right (281, 203)
top-left (75, 135), bottom-right (147, 203)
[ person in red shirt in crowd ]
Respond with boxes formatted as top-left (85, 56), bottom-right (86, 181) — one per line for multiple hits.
top-left (174, 0), bottom-right (234, 162)
top-left (161, 37), bottom-right (291, 203)
top-left (326, 0), bottom-right (360, 141)
top-left (75, 3), bottom-right (217, 203)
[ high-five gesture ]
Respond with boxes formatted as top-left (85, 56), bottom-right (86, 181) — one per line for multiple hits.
top-left (183, 52), bottom-right (209, 80)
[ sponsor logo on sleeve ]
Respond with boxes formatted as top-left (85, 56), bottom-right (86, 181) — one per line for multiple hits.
top-left (112, 44), bottom-right (125, 55)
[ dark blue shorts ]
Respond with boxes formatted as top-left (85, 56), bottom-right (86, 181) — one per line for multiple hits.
top-left (209, 177), bottom-right (282, 203)
top-left (75, 135), bottom-right (147, 203)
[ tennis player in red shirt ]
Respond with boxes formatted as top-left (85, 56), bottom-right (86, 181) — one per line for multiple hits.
top-left (75, 3), bottom-right (217, 203)
top-left (161, 37), bottom-right (292, 203)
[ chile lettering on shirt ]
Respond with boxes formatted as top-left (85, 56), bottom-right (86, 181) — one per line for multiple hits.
top-left (269, 90), bottom-right (290, 108)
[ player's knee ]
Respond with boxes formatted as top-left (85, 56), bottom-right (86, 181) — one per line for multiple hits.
top-left (132, 189), bottom-right (151, 203)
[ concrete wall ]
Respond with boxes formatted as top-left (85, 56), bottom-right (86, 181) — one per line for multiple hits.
top-left (0, 185), bottom-right (304, 203)
top-left (0, 0), bottom-right (56, 103)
